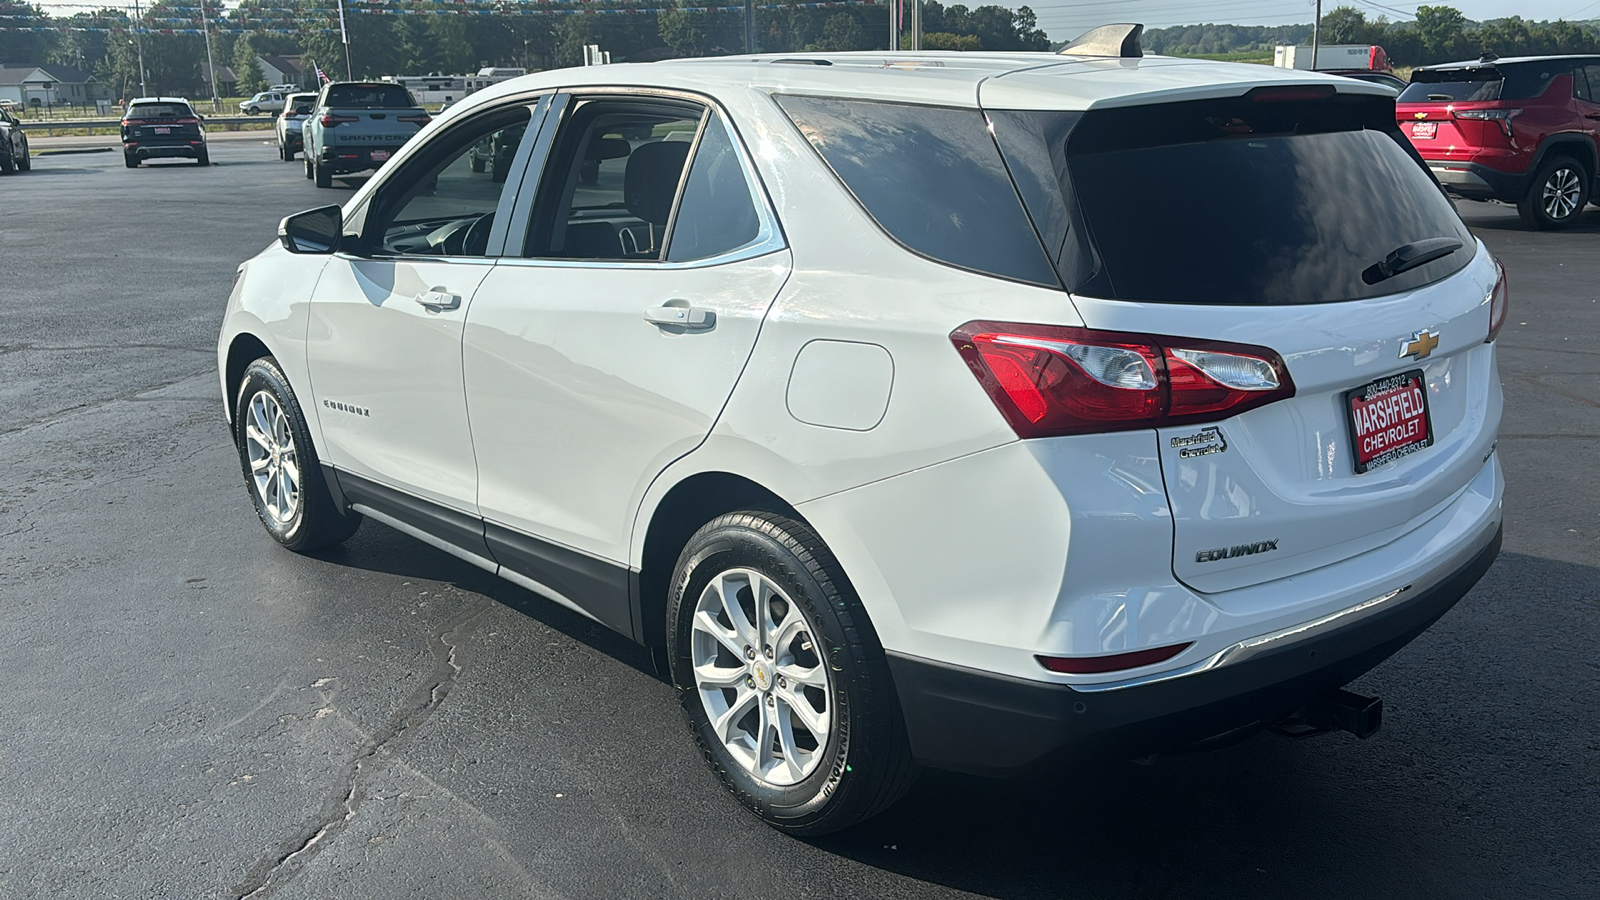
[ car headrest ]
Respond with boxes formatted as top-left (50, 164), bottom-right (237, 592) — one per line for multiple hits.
top-left (625, 140), bottom-right (691, 227)
top-left (586, 137), bottom-right (631, 161)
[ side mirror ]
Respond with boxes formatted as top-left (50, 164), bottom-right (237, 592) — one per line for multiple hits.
top-left (279, 205), bottom-right (343, 254)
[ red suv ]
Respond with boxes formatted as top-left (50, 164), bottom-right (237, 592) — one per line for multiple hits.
top-left (1397, 55), bottom-right (1600, 229)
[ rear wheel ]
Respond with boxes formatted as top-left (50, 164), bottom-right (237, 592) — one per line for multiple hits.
top-left (284, 144), bottom-right (295, 162)
top-left (234, 357), bottom-right (361, 552)
top-left (1517, 156), bottom-right (1590, 229)
top-left (313, 157), bottom-right (332, 188)
top-left (196, 150), bottom-right (209, 167)
top-left (303, 155), bottom-right (312, 179)
top-left (667, 510), bottom-right (917, 835)
top-left (0, 154), bottom-right (12, 175)
top-left (124, 154), bottom-right (139, 169)
top-left (15, 143), bottom-right (28, 172)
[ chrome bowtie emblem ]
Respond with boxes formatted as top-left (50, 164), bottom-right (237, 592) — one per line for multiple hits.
top-left (1414, 112), bottom-right (1429, 120)
top-left (1400, 329), bottom-right (1440, 361)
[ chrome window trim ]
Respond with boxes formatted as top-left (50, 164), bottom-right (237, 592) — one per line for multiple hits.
top-left (514, 86), bottom-right (788, 267)
top-left (1071, 582), bottom-right (1416, 694)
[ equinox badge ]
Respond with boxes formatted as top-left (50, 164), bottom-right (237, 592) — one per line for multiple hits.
top-left (1197, 539), bottom-right (1280, 563)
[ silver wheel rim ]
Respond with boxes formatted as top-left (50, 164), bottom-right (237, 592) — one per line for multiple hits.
top-left (244, 391), bottom-right (301, 525)
top-left (1543, 168), bottom-right (1582, 219)
top-left (690, 568), bottom-right (832, 787)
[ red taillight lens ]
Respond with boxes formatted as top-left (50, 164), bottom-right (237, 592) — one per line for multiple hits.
top-left (122, 119), bottom-right (144, 126)
top-left (952, 322), bottom-right (1295, 438)
top-left (321, 113), bottom-right (358, 127)
top-left (397, 114), bottom-right (430, 125)
top-left (1037, 642), bottom-right (1193, 674)
top-left (1486, 258), bottom-right (1509, 343)
top-left (174, 117), bottom-right (199, 125)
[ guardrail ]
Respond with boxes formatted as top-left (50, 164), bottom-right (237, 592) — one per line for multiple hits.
top-left (19, 116), bottom-right (273, 135)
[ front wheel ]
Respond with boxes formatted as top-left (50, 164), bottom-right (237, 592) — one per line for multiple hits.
top-left (1517, 156), bottom-right (1590, 229)
top-left (667, 511), bottom-right (917, 835)
top-left (234, 357), bottom-right (361, 552)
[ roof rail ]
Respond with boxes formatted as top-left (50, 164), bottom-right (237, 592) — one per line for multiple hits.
top-left (1058, 23), bottom-right (1144, 59)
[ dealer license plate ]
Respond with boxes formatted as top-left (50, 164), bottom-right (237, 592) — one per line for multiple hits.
top-left (370, 149), bottom-right (390, 162)
top-left (1346, 370), bottom-right (1433, 473)
top-left (154, 126), bottom-right (170, 134)
top-left (1410, 122), bottom-right (1436, 139)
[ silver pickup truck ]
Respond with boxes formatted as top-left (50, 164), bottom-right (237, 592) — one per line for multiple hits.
top-left (303, 82), bottom-right (430, 188)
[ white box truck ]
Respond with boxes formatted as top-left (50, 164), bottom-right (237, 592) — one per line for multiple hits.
top-left (1274, 44), bottom-right (1392, 72)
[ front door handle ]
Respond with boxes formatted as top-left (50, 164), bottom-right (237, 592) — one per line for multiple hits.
top-left (415, 289), bottom-right (461, 311)
top-left (644, 304), bottom-right (714, 330)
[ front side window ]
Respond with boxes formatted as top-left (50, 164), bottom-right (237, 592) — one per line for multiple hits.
top-left (366, 107), bottom-right (532, 258)
top-left (524, 99), bottom-right (704, 260)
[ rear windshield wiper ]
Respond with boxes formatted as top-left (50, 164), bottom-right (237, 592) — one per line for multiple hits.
top-left (1363, 237), bottom-right (1463, 285)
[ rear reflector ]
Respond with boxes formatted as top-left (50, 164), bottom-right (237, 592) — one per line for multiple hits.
top-left (952, 322), bottom-right (1295, 438)
top-left (1037, 643), bottom-right (1193, 674)
top-left (1486, 258), bottom-right (1509, 343)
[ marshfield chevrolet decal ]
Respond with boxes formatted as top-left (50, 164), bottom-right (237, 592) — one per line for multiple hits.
top-left (1170, 426), bottom-right (1228, 459)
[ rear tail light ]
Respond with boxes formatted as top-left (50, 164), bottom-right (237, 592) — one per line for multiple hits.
top-left (174, 117), bottom-right (199, 125)
top-left (397, 114), bottom-right (431, 125)
top-left (1454, 107), bottom-right (1521, 137)
top-left (1486, 258), bottom-right (1509, 343)
top-left (952, 322), bottom-right (1295, 438)
top-left (1037, 642), bottom-right (1193, 674)
top-left (321, 113), bottom-right (358, 127)
top-left (121, 119), bottom-right (144, 126)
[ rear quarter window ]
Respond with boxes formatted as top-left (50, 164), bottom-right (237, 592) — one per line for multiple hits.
top-left (775, 95), bottom-right (1058, 287)
top-left (128, 103), bottom-right (193, 118)
top-left (1401, 62), bottom-right (1573, 103)
top-left (326, 85), bottom-right (417, 108)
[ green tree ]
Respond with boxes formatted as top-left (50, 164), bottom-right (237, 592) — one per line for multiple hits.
top-left (234, 35), bottom-right (268, 94)
top-left (809, 13), bottom-right (866, 52)
top-left (1415, 5), bottom-right (1468, 60)
top-left (922, 32), bottom-right (983, 51)
top-left (1320, 6), bottom-right (1370, 45)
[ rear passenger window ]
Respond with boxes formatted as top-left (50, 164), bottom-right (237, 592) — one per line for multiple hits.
top-left (775, 95), bottom-right (1058, 287)
top-left (524, 99), bottom-right (704, 260)
top-left (666, 113), bottom-right (763, 262)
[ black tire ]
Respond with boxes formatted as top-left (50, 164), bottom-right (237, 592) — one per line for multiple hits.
top-left (667, 510), bottom-right (917, 835)
top-left (124, 154), bottom-right (138, 169)
top-left (0, 153), bottom-right (13, 175)
top-left (233, 357), bottom-right (361, 552)
top-left (284, 144), bottom-right (295, 162)
top-left (196, 150), bottom-right (209, 167)
top-left (1517, 155), bottom-right (1590, 230)
top-left (304, 155), bottom-right (313, 179)
top-left (314, 157), bottom-right (332, 188)
top-left (277, 143), bottom-right (285, 161)
top-left (470, 155), bottom-right (486, 173)
top-left (15, 142), bottom-right (28, 172)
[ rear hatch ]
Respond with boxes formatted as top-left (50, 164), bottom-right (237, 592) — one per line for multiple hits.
top-left (124, 102), bottom-right (202, 144)
top-left (1395, 62), bottom-right (1562, 160)
top-left (321, 83), bottom-right (430, 150)
top-left (985, 87), bottom-right (1502, 595)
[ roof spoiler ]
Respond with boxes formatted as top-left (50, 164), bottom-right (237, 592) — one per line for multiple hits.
top-left (1058, 23), bottom-right (1144, 59)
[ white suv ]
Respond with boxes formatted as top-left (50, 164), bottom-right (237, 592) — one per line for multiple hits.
top-left (217, 28), bottom-right (1506, 834)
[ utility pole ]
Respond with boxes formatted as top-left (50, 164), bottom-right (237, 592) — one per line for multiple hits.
top-left (337, 0), bottom-right (353, 80)
top-left (200, 0), bottom-right (220, 112)
top-left (910, 0), bottom-right (921, 51)
top-left (132, 0), bottom-right (148, 96)
top-left (1312, 0), bottom-right (1322, 70)
top-left (743, 0), bottom-right (755, 54)
top-left (889, 0), bottom-right (900, 51)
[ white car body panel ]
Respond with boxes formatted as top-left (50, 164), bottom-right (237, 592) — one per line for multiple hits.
top-left (305, 256), bottom-right (494, 512)
top-left (216, 245), bottom-right (327, 439)
top-left (465, 251), bottom-right (792, 563)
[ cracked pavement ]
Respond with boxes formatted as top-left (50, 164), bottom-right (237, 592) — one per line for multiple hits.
top-left (1, 143), bottom-right (1596, 900)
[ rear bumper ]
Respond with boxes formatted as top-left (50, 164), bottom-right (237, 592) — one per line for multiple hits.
top-left (319, 145), bottom-right (403, 172)
top-left (1426, 160), bottom-right (1529, 201)
top-left (125, 141), bottom-right (203, 159)
top-left (888, 525), bottom-right (1501, 776)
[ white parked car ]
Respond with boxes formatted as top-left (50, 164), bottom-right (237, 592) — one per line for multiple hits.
top-left (217, 27), bottom-right (1506, 834)
top-left (240, 91), bottom-right (285, 115)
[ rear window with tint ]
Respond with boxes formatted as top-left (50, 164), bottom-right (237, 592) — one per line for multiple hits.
top-left (1399, 62), bottom-right (1572, 103)
top-left (325, 85), bottom-right (417, 109)
top-left (776, 95), bottom-right (1059, 287)
top-left (990, 93), bottom-right (1474, 305)
top-left (127, 103), bottom-right (193, 118)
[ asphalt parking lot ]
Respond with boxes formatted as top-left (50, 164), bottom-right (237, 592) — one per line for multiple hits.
top-left (1, 139), bottom-right (1596, 899)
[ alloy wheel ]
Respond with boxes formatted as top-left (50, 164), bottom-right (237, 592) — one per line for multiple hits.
top-left (690, 568), bottom-right (832, 786)
top-left (243, 390), bottom-right (301, 525)
top-left (1542, 167), bottom-right (1582, 220)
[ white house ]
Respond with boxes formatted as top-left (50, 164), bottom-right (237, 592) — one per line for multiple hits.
top-left (0, 64), bottom-right (108, 109)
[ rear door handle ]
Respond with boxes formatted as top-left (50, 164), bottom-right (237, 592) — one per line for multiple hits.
top-left (644, 305), bottom-right (714, 330)
top-left (415, 289), bottom-right (461, 311)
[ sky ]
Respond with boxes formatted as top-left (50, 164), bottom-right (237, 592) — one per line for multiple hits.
top-left (24, 0), bottom-right (1600, 43)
